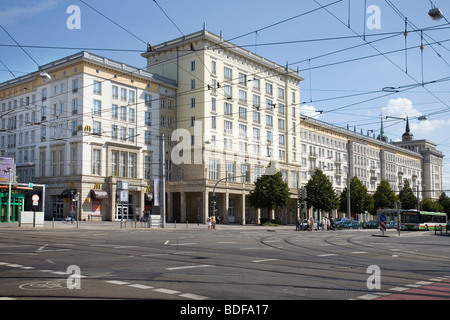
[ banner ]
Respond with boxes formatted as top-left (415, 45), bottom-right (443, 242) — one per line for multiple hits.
top-left (154, 178), bottom-right (159, 206)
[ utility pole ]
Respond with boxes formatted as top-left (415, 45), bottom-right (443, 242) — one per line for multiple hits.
top-left (161, 134), bottom-right (166, 228)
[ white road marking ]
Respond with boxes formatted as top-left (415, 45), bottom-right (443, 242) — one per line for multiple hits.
top-left (166, 264), bottom-right (212, 271)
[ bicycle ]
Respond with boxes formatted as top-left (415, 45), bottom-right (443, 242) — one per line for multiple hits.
top-left (62, 216), bottom-right (76, 224)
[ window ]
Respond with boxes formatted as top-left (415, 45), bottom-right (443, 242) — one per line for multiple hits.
top-left (253, 78), bottom-right (260, 90)
top-left (120, 106), bottom-right (126, 121)
top-left (93, 100), bottom-right (101, 115)
top-left (40, 151), bottom-right (46, 176)
top-left (93, 81), bottom-right (101, 94)
top-left (209, 159), bottom-right (219, 180)
top-left (128, 128), bottom-right (135, 142)
top-left (112, 86), bottom-right (118, 98)
top-left (128, 153), bottom-right (136, 178)
top-left (226, 161), bottom-right (235, 181)
top-left (145, 94), bottom-right (152, 107)
top-left (191, 60), bottom-right (196, 71)
top-left (112, 104), bottom-right (118, 119)
top-left (93, 121), bottom-right (101, 135)
top-left (211, 60), bottom-right (216, 74)
top-left (120, 88), bottom-right (127, 101)
top-left (224, 102), bottom-right (232, 115)
top-left (72, 79), bottom-right (78, 92)
top-left (224, 66), bottom-right (232, 80)
top-left (120, 152), bottom-right (126, 176)
top-left (266, 83), bottom-right (273, 95)
top-left (93, 149), bottom-right (101, 175)
top-left (145, 112), bottom-right (151, 126)
top-left (128, 108), bottom-right (135, 122)
top-left (224, 120), bottom-right (233, 134)
top-left (239, 107), bottom-right (247, 120)
top-left (112, 125), bottom-right (118, 139)
top-left (144, 155), bottom-right (152, 179)
top-left (145, 131), bottom-right (152, 145)
top-left (239, 72), bottom-right (247, 86)
top-left (239, 90), bottom-right (247, 103)
top-left (72, 99), bottom-right (78, 114)
top-left (129, 90), bottom-right (135, 103)
top-left (111, 151), bottom-right (118, 176)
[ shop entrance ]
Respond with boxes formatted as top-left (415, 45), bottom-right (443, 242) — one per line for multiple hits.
top-left (0, 193), bottom-right (24, 223)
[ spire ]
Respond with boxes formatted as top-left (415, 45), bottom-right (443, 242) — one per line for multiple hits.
top-left (402, 116), bottom-right (414, 141)
top-left (377, 117), bottom-right (388, 142)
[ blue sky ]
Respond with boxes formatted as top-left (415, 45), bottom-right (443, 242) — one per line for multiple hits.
top-left (1, 0), bottom-right (449, 194)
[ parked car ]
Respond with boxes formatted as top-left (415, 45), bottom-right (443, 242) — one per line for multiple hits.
top-left (334, 218), bottom-right (350, 229)
top-left (349, 220), bottom-right (360, 229)
top-left (364, 220), bottom-right (379, 229)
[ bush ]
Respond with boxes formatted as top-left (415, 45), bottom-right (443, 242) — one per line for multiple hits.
top-left (260, 218), bottom-right (282, 226)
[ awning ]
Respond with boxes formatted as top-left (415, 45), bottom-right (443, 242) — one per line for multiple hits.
top-left (145, 193), bottom-right (153, 202)
top-left (90, 190), bottom-right (108, 200)
top-left (60, 189), bottom-right (77, 198)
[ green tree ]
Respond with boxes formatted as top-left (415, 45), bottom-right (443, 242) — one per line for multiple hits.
top-left (420, 197), bottom-right (444, 212)
top-left (339, 176), bottom-right (374, 215)
top-left (248, 170), bottom-right (290, 221)
top-left (398, 180), bottom-right (418, 210)
top-left (438, 192), bottom-right (450, 215)
top-left (305, 169), bottom-right (338, 217)
top-left (373, 179), bottom-right (397, 212)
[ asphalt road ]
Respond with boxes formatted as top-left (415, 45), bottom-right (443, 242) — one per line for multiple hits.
top-left (0, 222), bottom-right (449, 310)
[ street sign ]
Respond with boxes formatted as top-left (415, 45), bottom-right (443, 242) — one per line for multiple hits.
top-left (379, 214), bottom-right (386, 222)
top-left (33, 201), bottom-right (39, 206)
top-left (380, 221), bottom-right (387, 231)
top-left (32, 194), bottom-right (39, 202)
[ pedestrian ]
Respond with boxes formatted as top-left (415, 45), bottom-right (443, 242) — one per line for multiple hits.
top-left (309, 217), bottom-right (314, 231)
top-left (295, 216), bottom-right (301, 231)
top-left (211, 214), bottom-right (216, 230)
top-left (207, 216), bottom-right (211, 230)
top-left (321, 217), bottom-right (326, 231)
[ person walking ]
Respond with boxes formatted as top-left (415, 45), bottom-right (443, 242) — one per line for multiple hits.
top-left (207, 216), bottom-right (211, 230)
top-left (295, 216), bottom-right (301, 231)
top-left (211, 214), bottom-right (216, 230)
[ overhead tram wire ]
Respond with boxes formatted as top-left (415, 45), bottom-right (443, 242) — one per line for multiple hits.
top-left (312, 0), bottom-right (450, 113)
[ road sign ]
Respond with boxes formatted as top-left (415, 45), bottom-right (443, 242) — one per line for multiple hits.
top-left (32, 194), bottom-right (39, 202)
top-left (379, 214), bottom-right (386, 222)
top-left (33, 201), bottom-right (39, 206)
top-left (380, 221), bottom-right (387, 231)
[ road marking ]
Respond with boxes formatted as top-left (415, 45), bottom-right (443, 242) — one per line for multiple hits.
top-left (153, 288), bottom-right (180, 295)
top-left (179, 293), bottom-right (208, 300)
top-left (128, 284), bottom-right (153, 289)
top-left (166, 264), bottom-right (212, 271)
top-left (389, 287), bottom-right (409, 291)
top-left (217, 241), bottom-right (237, 244)
top-left (252, 258), bottom-right (279, 263)
top-left (357, 294), bottom-right (380, 300)
top-left (170, 243), bottom-right (197, 246)
top-left (350, 251), bottom-right (368, 254)
top-left (106, 280), bottom-right (130, 285)
top-left (164, 240), bottom-right (170, 245)
top-left (317, 253), bottom-right (337, 257)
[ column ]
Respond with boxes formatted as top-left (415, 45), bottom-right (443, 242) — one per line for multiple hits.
top-left (167, 192), bottom-right (173, 222)
top-left (180, 191), bottom-right (186, 223)
top-left (202, 190), bottom-right (209, 224)
top-left (240, 192), bottom-right (246, 225)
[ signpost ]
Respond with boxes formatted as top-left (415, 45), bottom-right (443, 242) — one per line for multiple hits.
top-left (32, 194), bottom-right (39, 228)
top-left (379, 214), bottom-right (387, 236)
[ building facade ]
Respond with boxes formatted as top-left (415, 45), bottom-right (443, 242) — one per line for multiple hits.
top-left (143, 29), bottom-right (304, 225)
top-left (0, 51), bottom-right (176, 221)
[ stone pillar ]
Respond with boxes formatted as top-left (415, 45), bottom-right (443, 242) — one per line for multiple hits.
top-left (180, 191), bottom-right (186, 222)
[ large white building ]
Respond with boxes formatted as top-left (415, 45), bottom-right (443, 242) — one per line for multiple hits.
top-left (0, 51), bottom-right (176, 221)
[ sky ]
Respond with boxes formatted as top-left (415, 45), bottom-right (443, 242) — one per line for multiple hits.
top-left (0, 0), bottom-right (449, 194)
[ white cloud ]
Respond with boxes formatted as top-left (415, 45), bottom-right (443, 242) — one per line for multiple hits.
top-left (301, 104), bottom-right (322, 118)
top-left (381, 98), bottom-right (422, 118)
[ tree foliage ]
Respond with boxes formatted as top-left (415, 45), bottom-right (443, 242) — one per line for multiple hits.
top-left (373, 179), bottom-right (397, 212)
top-left (420, 197), bottom-right (444, 212)
top-left (339, 176), bottom-right (373, 214)
top-left (398, 180), bottom-right (417, 210)
top-left (248, 170), bottom-right (290, 218)
top-left (305, 169), bottom-right (338, 213)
